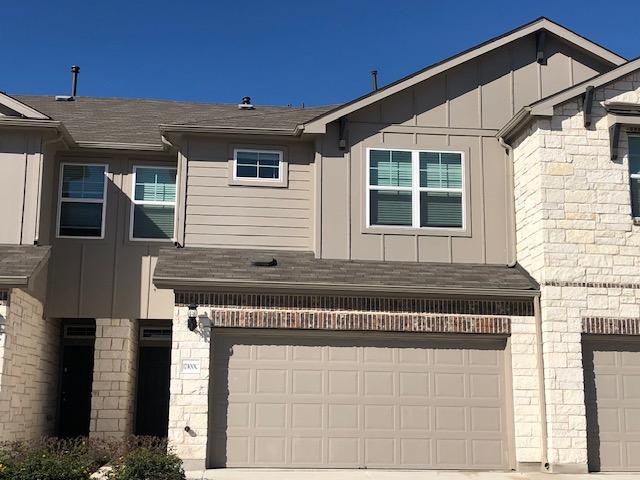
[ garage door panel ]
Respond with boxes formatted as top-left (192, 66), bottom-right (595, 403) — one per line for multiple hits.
top-left (210, 330), bottom-right (509, 469)
top-left (584, 338), bottom-right (640, 472)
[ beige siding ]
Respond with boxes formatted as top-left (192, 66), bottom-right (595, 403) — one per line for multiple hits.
top-left (183, 137), bottom-right (314, 250)
top-left (318, 33), bottom-right (612, 264)
top-left (44, 152), bottom-right (175, 320)
top-left (0, 131), bottom-right (44, 244)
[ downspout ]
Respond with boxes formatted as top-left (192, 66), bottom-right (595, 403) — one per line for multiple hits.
top-left (498, 136), bottom-right (518, 267)
top-left (534, 293), bottom-right (549, 471)
top-left (499, 134), bottom-right (549, 470)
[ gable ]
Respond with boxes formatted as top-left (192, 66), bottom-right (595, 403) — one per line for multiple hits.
top-left (343, 33), bottom-right (616, 131)
top-left (304, 17), bottom-right (625, 133)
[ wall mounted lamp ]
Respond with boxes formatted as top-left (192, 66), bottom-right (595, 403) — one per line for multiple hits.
top-left (187, 304), bottom-right (198, 331)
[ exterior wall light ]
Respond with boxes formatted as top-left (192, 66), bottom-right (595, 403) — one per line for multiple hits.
top-left (187, 304), bottom-right (198, 332)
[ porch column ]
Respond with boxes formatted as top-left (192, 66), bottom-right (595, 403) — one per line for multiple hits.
top-left (168, 306), bottom-right (211, 471)
top-left (89, 318), bottom-right (138, 439)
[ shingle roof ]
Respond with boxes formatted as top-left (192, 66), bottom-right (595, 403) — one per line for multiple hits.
top-left (154, 247), bottom-right (539, 297)
top-left (0, 245), bottom-right (51, 287)
top-left (13, 96), bottom-right (333, 146)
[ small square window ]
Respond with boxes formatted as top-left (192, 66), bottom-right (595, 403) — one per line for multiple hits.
top-left (57, 163), bottom-right (107, 238)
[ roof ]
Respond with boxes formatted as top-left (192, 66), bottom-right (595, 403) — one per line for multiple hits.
top-left (303, 17), bottom-right (626, 133)
top-left (498, 56), bottom-right (640, 139)
top-left (154, 247), bottom-right (539, 297)
top-left (12, 96), bottom-right (333, 147)
top-left (0, 245), bottom-right (51, 288)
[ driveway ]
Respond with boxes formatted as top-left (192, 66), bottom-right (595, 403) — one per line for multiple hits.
top-left (186, 469), bottom-right (639, 480)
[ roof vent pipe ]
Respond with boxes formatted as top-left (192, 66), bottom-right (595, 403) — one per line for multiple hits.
top-left (371, 70), bottom-right (378, 91)
top-left (238, 96), bottom-right (255, 110)
top-left (71, 65), bottom-right (80, 97)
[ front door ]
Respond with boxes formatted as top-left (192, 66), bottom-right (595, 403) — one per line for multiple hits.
top-left (58, 344), bottom-right (94, 437)
top-left (135, 346), bottom-right (171, 436)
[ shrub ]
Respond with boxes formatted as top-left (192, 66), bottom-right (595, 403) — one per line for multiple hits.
top-left (109, 448), bottom-right (185, 480)
top-left (0, 436), bottom-right (182, 480)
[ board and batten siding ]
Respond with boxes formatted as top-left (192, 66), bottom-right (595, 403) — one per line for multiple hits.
top-left (182, 137), bottom-right (315, 250)
top-left (318, 33), bottom-right (614, 264)
top-left (42, 151), bottom-right (175, 320)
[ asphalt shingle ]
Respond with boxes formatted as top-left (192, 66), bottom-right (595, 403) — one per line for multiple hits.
top-left (154, 247), bottom-right (539, 296)
top-left (13, 96), bottom-right (333, 146)
top-left (0, 245), bottom-right (51, 287)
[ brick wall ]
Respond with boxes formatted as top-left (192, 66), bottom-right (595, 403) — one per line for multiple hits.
top-left (89, 318), bottom-right (138, 439)
top-left (0, 289), bottom-right (59, 442)
top-left (512, 70), bottom-right (640, 471)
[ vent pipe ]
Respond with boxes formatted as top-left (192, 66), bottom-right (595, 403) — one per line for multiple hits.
top-left (371, 70), bottom-right (378, 91)
top-left (71, 65), bottom-right (80, 97)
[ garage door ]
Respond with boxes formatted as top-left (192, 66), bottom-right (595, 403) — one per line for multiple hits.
top-left (209, 329), bottom-right (511, 469)
top-left (584, 338), bottom-right (640, 472)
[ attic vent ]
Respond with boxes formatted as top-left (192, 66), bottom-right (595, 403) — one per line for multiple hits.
top-left (141, 327), bottom-right (172, 341)
top-left (64, 324), bottom-right (96, 339)
top-left (251, 256), bottom-right (277, 267)
top-left (238, 96), bottom-right (255, 110)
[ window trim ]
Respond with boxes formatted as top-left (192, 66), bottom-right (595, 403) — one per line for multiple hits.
top-left (365, 147), bottom-right (467, 232)
top-left (129, 165), bottom-right (177, 242)
top-left (231, 148), bottom-right (285, 185)
top-left (629, 135), bottom-right (640, 221)
top-left (56, 162), bottom-right (109, 240)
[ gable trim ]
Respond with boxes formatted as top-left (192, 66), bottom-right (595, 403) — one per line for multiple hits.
top-left (0, 92), bottom-right (50, 120)
top-left (302, 17), bottom-right (626, 133)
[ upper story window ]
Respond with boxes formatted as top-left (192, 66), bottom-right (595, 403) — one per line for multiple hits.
top-left (367, 148), bottom-right (464, 229)
top-left (234, 149), bottom-right (282, 181)
top-left (131, 166), bottom-right (177, 240)
top-left (57, 163), bottom-right (107, 238)
top-left (630, 137), bottom-right (640, 219)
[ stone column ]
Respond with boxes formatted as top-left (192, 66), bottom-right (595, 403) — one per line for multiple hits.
top-left (0, 289), bottom-right (59, 442)
top-left (540, 284), bottom-right (588, 473)
top-left (90, 318), bottom-right (138, 439)
top-left (168, 306), bottom-right (211, 471)
top-left (510, 314), bottom-right (544, 469)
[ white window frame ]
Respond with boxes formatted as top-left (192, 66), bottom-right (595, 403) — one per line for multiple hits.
top-left (56, 162), bottom-right (108, 239)
top-left (365, 147), bottom-right (466, 230)
top-left (233, 148), bottom-right (283, 183)
top-left (630, 135), bottom-right (640, 220)
top-left (129, 165), bottom-right (177, 242)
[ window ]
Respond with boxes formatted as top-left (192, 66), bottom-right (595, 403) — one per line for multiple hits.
top-left (131, 166), bottom-right (177, 240)
top-left (57, 163), bottom-right (107, 238)
top-left (367, 148), bottom-right (464, 229)
top-left (630, 137), bottom-right (640, 219)
top-left (234, 149), bottom-right (282, 181)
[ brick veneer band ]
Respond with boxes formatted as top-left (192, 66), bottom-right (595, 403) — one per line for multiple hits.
top-left (176, 292), bottom-right (533, 316)
top-left (583, 317), bottom-right (640, 335)
top-left (206, 308), bottom-right (511, 334)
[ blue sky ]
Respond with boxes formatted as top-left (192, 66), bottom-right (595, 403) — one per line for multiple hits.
top-left (3, 0), bottom-right (638, 106)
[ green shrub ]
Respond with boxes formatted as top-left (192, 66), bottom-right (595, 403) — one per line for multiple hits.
top-left (0, 436), bottom-right (182, 480)
top-left (0, 438), bottom-right (94, 480)
top-left (109, 448), bottom-right (185, 480)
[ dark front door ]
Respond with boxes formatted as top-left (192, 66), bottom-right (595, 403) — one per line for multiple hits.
top-left (58, 345), bottom-right (94, 437)
top-left (136, 346), bottom-right (171, 436)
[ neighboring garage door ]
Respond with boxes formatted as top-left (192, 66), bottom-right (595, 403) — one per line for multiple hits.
top-left (584, 337), bottom-right (640, 472)
top-left (209, 329), bottom-right (511, 469)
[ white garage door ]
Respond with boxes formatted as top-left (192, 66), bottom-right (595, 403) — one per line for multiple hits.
top-left (584, 338), bottom-right (640, 471)
top-left (209, 329), bottom-right (511, 469)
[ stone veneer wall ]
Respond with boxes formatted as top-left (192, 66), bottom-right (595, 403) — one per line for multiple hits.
top-left (168, 294), bottom-right (541, 469)
top-left (89, 318), bottom-right (138, 438)
top-left (512, 70), bottom-right (640, 472)
top-left (0, 289), bottom-right (59, 442)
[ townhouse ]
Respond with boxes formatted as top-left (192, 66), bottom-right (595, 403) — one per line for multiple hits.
top-left (0, 16), bottom-right (638, 474)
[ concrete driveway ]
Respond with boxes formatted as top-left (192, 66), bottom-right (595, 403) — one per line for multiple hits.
top-left (186, 469), bottom-right (640, 480)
